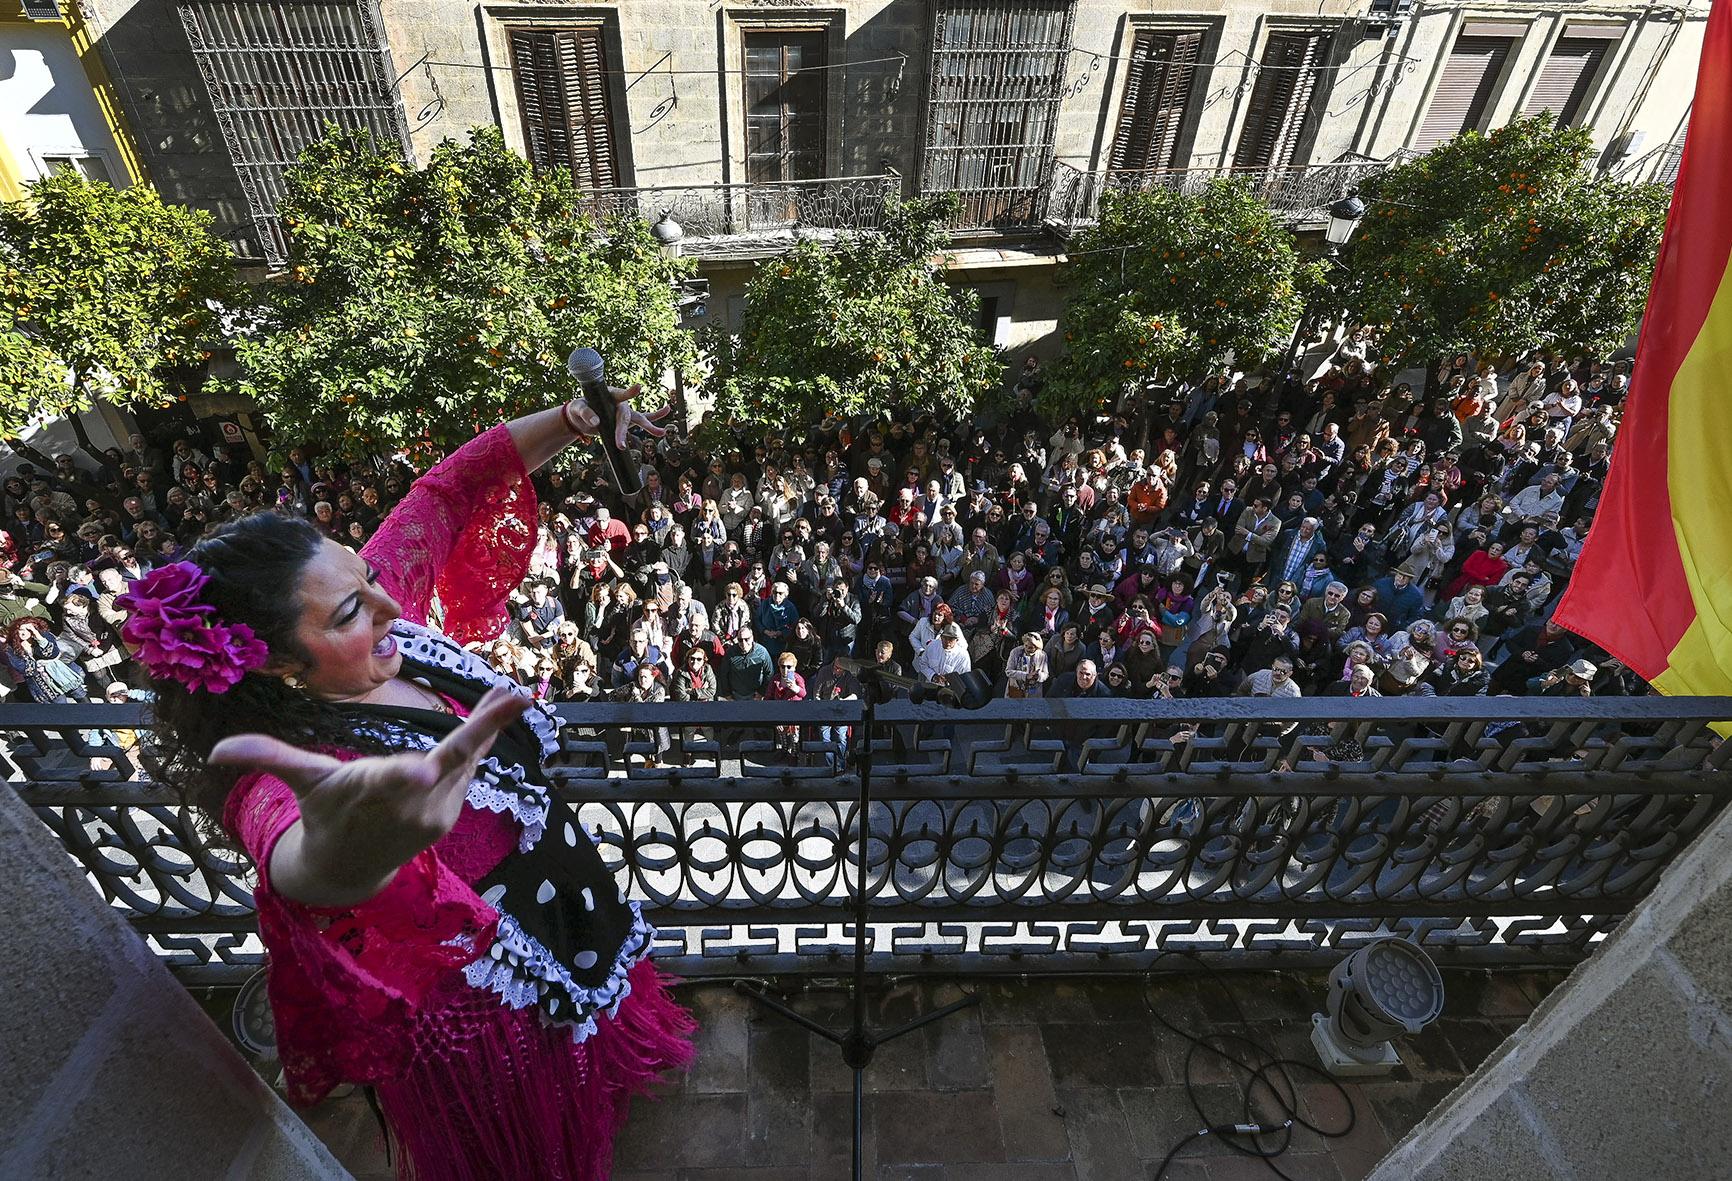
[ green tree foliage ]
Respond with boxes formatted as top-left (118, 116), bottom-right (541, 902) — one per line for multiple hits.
top-left (1046, 179), bottom-right (1312, 418)
top-left (232, 125), bottom-right (691, 459)
top-left (0, 170), bottom-right (241, 438)
top-left (702, 195), bottom-right (1001, 431)
top-left (1341, 115), bottom-right (1670, 367)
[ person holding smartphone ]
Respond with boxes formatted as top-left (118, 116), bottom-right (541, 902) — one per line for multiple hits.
top-left (766, 651), bottom-right (808, 760)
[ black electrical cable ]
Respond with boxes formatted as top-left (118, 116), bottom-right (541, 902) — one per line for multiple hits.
top-left (1146, 950), bottom-right (1359, 1181)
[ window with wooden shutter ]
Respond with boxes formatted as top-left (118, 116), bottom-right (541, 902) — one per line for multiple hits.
top-left (745, 32), bottom-right (827, 184)
top-left (1524, 33), bottom-right (1615, 126)
top-left (1413, 33), bottom-right (1515, 151)
top-left (1108, 29), bottom-right (1204, 172)
top-left (1233, 30), bottom-right (1331, 170)
top-left (508, 26), bottom-right (618, 188)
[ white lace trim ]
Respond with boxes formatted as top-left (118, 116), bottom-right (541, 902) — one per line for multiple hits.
top-left (390, 619), bottom-right (562, 764)
top-left (344, 719), bottom-right (550, 854)
top-left (463, 905), bottom-right (656, 1044)
top-left (467, 760), bottom-right (548, 852)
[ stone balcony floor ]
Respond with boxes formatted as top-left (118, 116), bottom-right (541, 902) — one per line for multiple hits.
top-left (297, 966), bottom-right (1565, 1180)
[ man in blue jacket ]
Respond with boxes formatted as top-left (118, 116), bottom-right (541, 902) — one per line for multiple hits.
top-left (1371, 562), bottom-right (1425, 628)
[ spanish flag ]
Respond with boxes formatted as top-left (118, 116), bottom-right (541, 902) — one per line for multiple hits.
top-left (1554, 1), bottom-right (1732, 697)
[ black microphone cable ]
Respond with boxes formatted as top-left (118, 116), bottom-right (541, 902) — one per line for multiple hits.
top-left (1146, 950), bottom-right (1360, 1181)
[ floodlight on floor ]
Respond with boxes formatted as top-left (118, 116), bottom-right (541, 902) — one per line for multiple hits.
top-left (232, 966), bottom-right (277, 1063)
top-left (1310, 936), bottom-right (1444, 1076)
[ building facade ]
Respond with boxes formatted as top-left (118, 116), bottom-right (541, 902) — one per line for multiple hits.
top-left (0, 0), bottom-right (144, 199)
top-left (73, 0), bottom-right (1703, 358)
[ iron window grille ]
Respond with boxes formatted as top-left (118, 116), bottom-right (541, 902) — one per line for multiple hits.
top-left (179, 0), bottom-right (411, 264)
top-left (922, 0), bottom-right (1077, 231)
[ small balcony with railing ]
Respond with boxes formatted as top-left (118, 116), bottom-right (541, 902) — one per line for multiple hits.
top-left (568, 155), bottom-right (1400, 262)
top-left (1608, 141), bottom-right (1685, 188)
top-left (1043, 156), bottom-right (1396, 240)
top-left (576, 174), bottom-right (906, 261)
top-left (10, 694), bottom-right (1724, 1177)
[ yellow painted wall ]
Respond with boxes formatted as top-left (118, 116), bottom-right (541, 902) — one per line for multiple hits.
top-left (0, 0), bottom-right (146, 199)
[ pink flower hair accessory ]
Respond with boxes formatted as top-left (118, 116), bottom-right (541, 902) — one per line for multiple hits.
top-left (116, 561), bottom-right (269, 694)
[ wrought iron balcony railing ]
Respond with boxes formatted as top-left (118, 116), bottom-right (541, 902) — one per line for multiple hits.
top-left (7, 696), bottom-right (1728, 984)
top-left (1044, 158), bottom-right (1394, 238)
top-left (577, 174), bottom-right (904, 259)
top-left (1607, 141), bottom-right (1684, 188)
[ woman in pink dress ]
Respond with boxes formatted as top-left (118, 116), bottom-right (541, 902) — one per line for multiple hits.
top-left (125, 387), bottom-right (692, 1180)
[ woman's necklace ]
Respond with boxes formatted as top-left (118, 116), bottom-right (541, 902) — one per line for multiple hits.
top-left (401, 677), bottom-right (455, 715)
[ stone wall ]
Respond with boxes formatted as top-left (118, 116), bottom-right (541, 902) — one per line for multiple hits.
top-left (1367, 792), bottom-right (1732, 1180)
top-left (77, 0), bottom-right (256, 253)
top-left (384, 0), bottom-right (932, 190)
top-left (86, 0), bottom-right (1705, 252)
top-left (0, 785), bottom-right (350, 1179)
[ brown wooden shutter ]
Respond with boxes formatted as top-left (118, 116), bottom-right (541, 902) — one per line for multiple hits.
top-left (565, 27), bottom-right (617, 187)
top-left (1233, 30), bottom-right (1329, 170)
top-left (510, 30), bottom-right (563, 173)
top-left (1524, 37), bottom-right (1611, 125)
top-left (1413, 35), bottom-right (1514, 151)
top-left (508, 27), bottom-right (618, 187)
top-left (1107, 32), bottom-right (1158, 170)
top-left (1109, 29), bottom-right (1203, 171)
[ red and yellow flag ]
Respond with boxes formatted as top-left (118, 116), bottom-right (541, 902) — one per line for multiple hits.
top-left (1555, 0), bottom-right (1732, 696)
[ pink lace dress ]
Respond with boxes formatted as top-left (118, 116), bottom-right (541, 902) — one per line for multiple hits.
top-left (224, 425), bottom-right (693, 1180)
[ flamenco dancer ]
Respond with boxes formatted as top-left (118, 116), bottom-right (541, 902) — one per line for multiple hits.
top-left (120, 385), bottom-right (693, 1179)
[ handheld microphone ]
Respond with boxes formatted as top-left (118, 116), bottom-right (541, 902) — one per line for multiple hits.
top-left (566, 348), bottom-right (642, 495)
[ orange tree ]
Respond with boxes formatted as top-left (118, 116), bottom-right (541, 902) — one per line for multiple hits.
top-left (700, 195), bottom-right (1001, 432)
top-left (1044, 178), bottom-right (1312, 419)
top-left (231, 125), bottom-right (691, 460)
top-left (1340, 115), bottom-right (1670, 368)
top-left (0, 170), bottom-right (241, 440)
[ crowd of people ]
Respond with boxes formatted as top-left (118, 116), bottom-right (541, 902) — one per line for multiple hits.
top-left (0, 342), bottom-right (1647, 723)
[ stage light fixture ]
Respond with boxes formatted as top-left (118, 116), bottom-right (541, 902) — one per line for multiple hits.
top-left (1310, 936), bottom-right (1444, 1076)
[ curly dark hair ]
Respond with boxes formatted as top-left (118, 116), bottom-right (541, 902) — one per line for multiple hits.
top-left (142, 512), bottom-right (389, 849)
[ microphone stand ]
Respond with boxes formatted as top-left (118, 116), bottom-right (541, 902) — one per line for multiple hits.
top-left (734, 679), bottom-right (979, 1181)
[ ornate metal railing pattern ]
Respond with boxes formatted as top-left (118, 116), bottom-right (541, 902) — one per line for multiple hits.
top-left (1044, 158), bottom-right (1393, 237)
top-left (576, 175), bottom-right (903, 257)
top-left (6, 698), bottom-right (1728, 982)
top-left (1607, 141), bottom-right (1684, 188)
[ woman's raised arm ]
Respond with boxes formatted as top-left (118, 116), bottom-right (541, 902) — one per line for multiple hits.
top-left (362, 385), bottom-right (664, 642)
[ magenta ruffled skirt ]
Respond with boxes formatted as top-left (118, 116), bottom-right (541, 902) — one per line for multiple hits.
top-left (373, 961), bottom-right (695, 1180)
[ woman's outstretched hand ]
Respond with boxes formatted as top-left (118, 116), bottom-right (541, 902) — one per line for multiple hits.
top-left (566, 384), bottom-right (673, 451)
top-left (210, 686), bottom-right (531, 908)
